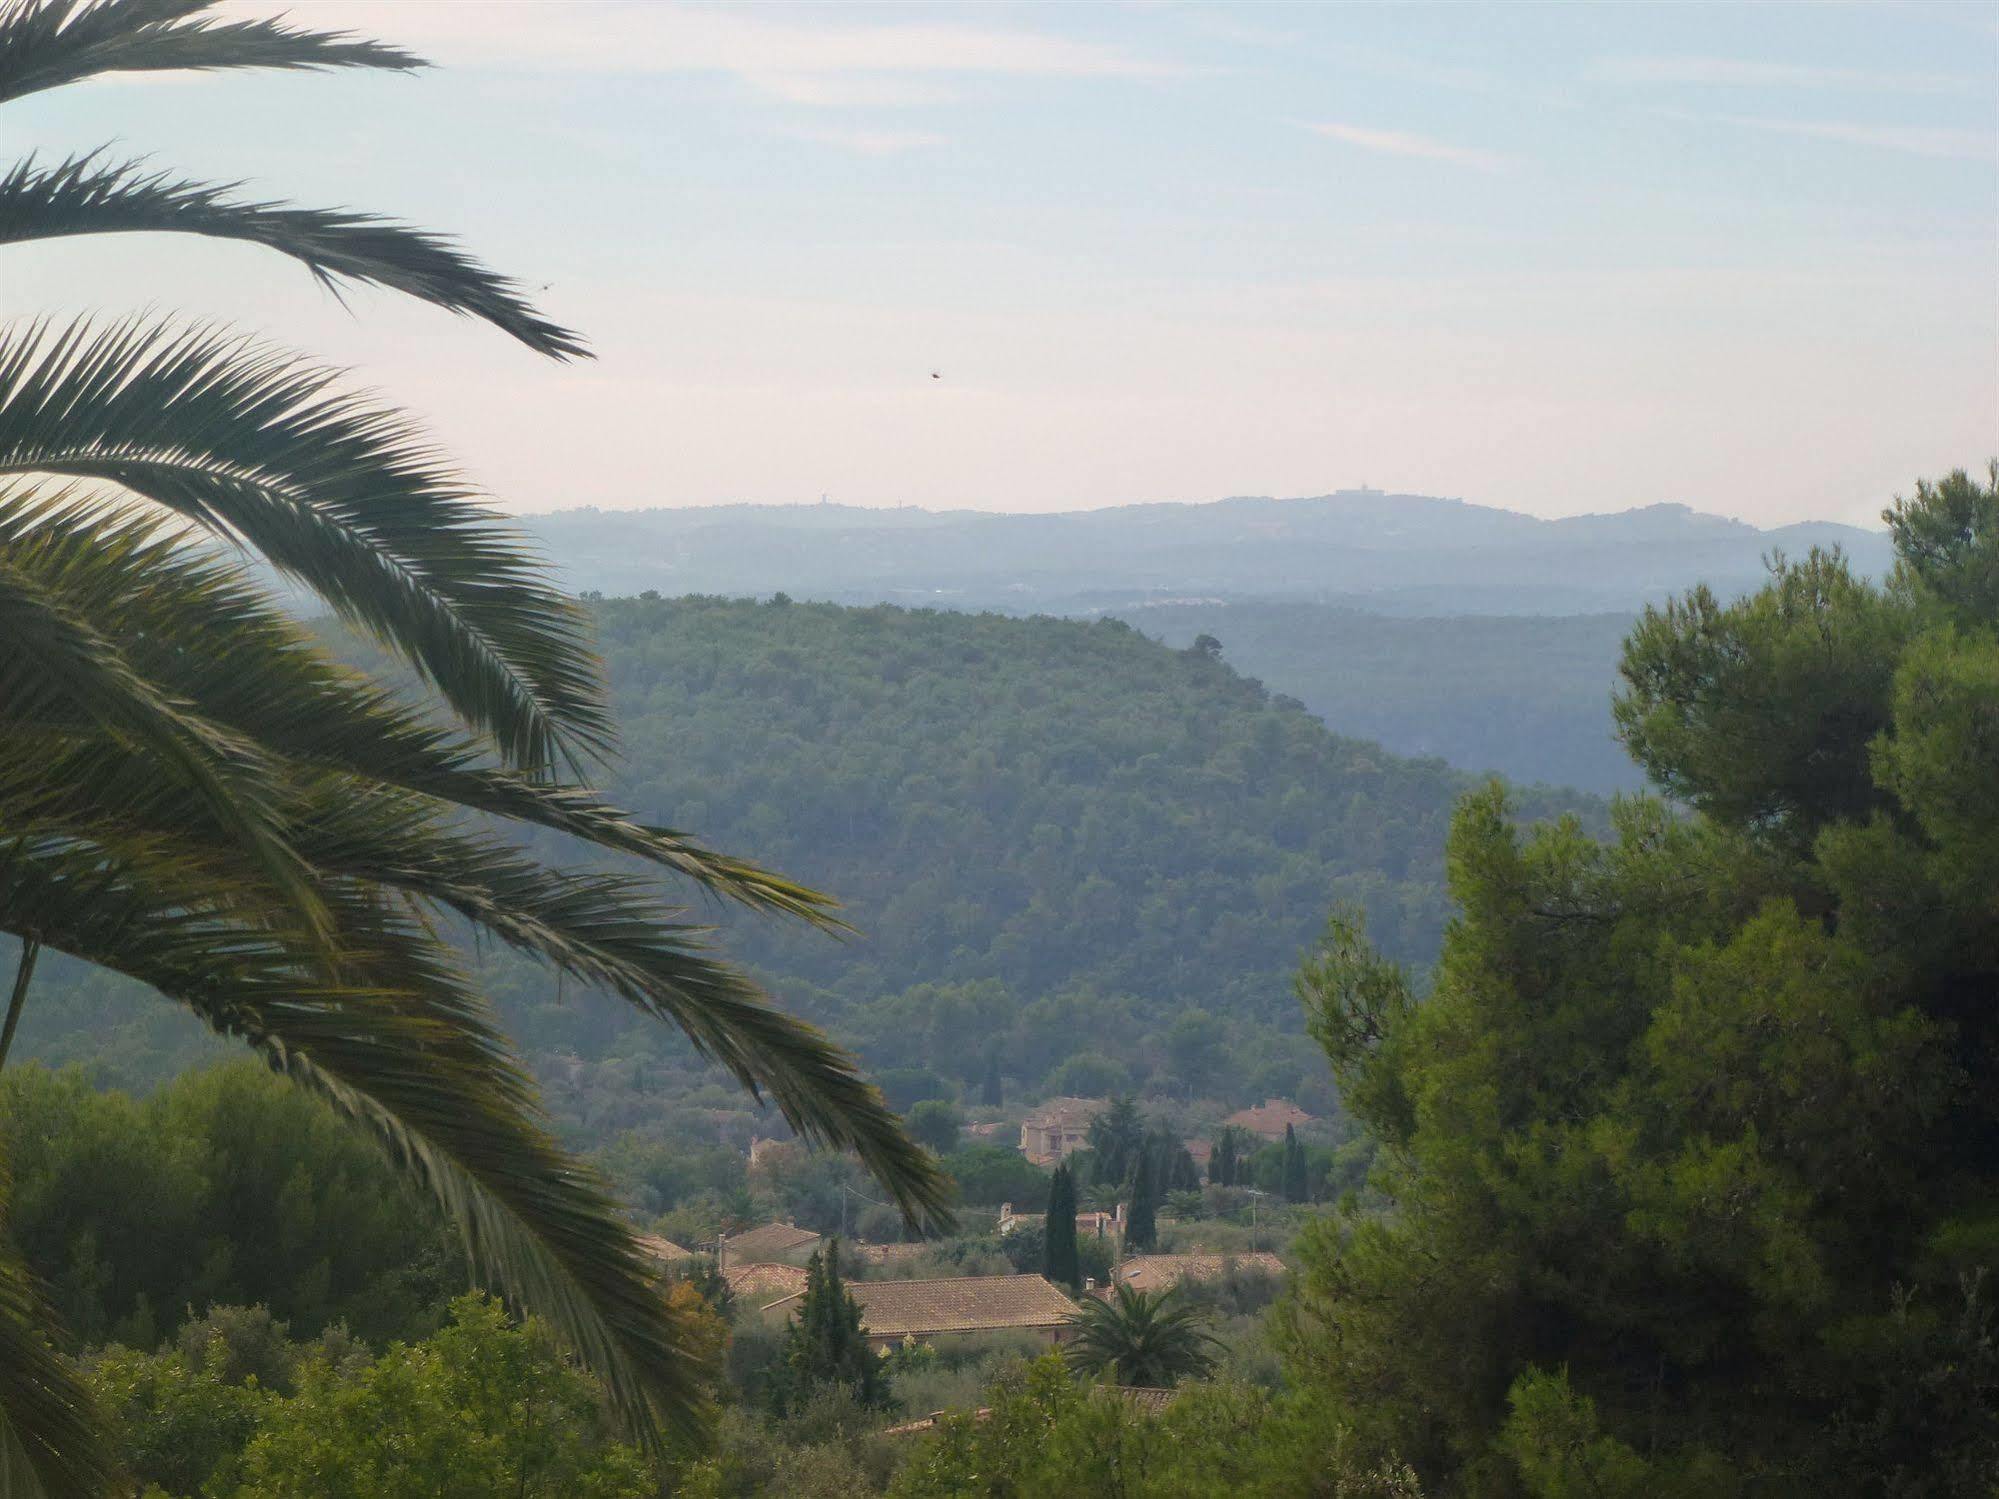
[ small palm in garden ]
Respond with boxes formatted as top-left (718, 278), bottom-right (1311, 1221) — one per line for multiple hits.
top-left (1064, 1283), bottom-right (1220, 1388)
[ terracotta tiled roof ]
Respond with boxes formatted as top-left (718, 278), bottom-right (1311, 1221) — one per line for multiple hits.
top-left (1116, 1252), bottom-right (1286, 1292)
top-left (723, 1261), bottom-right (809, 1305)
top-left (1022, 1096), bottom-right (1107, 1130)
top-left (1115, 1386), bottom-right (1180, 1415)
top-left (1222, 1099), bottom-right (1314, 1140)
top-left (635, 1234), bottom-right (695, 1263)
top-left (767, 1274), bottom-right (1077, 1338)
top-left (720, 1222), bottom-right (821, 1260)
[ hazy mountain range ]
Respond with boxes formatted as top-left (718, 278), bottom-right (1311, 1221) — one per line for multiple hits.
top-left (514, 490), bottom-right (1888, 794)
top-left (525, 490), bottom-right (1892, 617)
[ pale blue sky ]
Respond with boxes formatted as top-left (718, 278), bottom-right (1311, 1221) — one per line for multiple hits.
top-left (6, 1), bottom-right (1996, 524)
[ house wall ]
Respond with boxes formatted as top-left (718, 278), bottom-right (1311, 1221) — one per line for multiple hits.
top-left (863, 1324), bottom-right (1072, 1354)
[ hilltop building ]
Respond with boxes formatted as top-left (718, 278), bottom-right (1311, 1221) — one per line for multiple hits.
top-left (1223, 1098), bottom-right (1315, 1143)
top-left (1020, 1097), bottom-right (1107, 1166)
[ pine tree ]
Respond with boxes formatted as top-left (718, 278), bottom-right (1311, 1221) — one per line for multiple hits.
top-left (1282, 1123), bottom-right (1308, 1203)
top-left (1043, 1165), bottom-right (1081, 1290)
top-left (776, 1239), bottom-right (888, 1412)
top-left (981, 1052), bottom-right (1003, 1108)
top-left (1126, 1151), bottom-right (1158, 1252)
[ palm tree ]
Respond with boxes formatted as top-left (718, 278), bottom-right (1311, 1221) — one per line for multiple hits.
top-left (0, 3), bottom-right (946, 1491)
top-left (1064, 1283), bottom-right (1221, 1388)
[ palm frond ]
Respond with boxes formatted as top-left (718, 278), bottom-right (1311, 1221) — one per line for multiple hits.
top-left (1065, 1284), bottom-right (1221, 1387)
top-left (0, 153), bottom-right (587, 360)
top-left (0, 508), bottom-right (328, 940)
top-left (0, 492), bottom-right (838, 925)
top-left (0, 1157), bottom-right (121, 1499)
top-left (0, 0), bottom-right (418, 105)
top-left (293, 792), bottom-right (947, 1226)
top-left (0, 829), bottom-right (714, 1443)
top-left (0, 319), bottom-right (613, 771)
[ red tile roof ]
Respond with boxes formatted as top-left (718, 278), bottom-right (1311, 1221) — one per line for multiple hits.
top-left (1115, 1252), bottom-right (1286, 1292)
top-left (720, 1222), bottom-right (821, 1260)
top-left (724, 1261), bottom-right (809, 1305)
top-left (1222, 1099), bottom-right (1314, 1140)
top-left (766, 1274), bottom-right (1077, 1338)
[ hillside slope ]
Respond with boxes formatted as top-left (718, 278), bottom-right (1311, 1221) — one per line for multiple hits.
top-left (12, 598), bottom-right (1598, 1119)
top-left (1119, 603), bottom-right (1645, 794)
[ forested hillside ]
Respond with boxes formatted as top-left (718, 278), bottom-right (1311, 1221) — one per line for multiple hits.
top-left (12, 597), bottom-right (1595, 1122)
top-left (1119, 603), bottom-right (1643, 793)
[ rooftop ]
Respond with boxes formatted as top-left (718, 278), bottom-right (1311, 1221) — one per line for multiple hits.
top-left (724, 1261), bottom-right (809, 1306)
top-left (719, 1222), bottom-right (822, 1261)
top-left (635, 1233), bottom-right (694, 1263)
top-left (1223, 1099), bottom-right (1314, 1139)
top-left (767, 1273), bottom-right (1078, 1338)
top-left (1022, 1096), bottom-right (1108, 1130)
top-left (1116, 1252), bottom-right (1286, 1293)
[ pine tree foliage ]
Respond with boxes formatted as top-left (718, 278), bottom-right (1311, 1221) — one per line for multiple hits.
top-left (1286, 466), bottom-right (1999, 1492)
top-left (774, 1241), bottom-right (888, 1415)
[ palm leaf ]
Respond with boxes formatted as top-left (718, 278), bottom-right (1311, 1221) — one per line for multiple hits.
top-left (0, 0), bottom-right (417, 105)
top-left (0, 492), bottom-right (837, 925)
top-left (0, 503), bottom-right (328, 940)
top-left (0, 318), bottom-right (612, 770)
top-left (0, 829), bottom-right (717, 1443)
top-left (0, 153), bottom-right (587, 360)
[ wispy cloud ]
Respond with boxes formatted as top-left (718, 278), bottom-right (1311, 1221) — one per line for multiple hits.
top-left (775, 125), bottom-right (948, 156)
top-left (1303, 123), bottom-right (1510, 172)
top-left (286, 3), bottom-right (1183, 101)
top-left (1675, 110), bottom-right (1996, 160)
top-left (1596, 54), bottom-right (1972, 94)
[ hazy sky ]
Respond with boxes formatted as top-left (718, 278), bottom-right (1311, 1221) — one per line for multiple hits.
top-left (7, 1), bottom-right (1996, 525)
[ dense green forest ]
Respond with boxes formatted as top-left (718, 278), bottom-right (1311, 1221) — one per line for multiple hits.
top-left (10, 599), bottom-right (1594, 1127)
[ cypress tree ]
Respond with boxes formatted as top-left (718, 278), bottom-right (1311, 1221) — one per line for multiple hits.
top-left (1126, 1151), bottom-right (1158, 1252)
top-left (1043, 1164), bottom-right (1080, 1290)
top-left (1282, 1123), bottom-right (1307, 1203)
top-left (981, 1052), bottom-right (1003, 1108)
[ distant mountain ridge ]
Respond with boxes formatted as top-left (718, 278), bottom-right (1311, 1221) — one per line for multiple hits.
top-left (523, 490), bottom-right (1891, 616)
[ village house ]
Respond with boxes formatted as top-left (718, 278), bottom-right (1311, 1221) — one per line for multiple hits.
top-left (1019, 1096), bottom-right (1107, 1166)
top-left (1114, 1251), bottom-right (1286, 1294)
top-left (847, 1241), bottom-right (929, 1269)
top-left (717, 1221), bottom-right (821, 1269)
top-left (723, 1261), bottom-right (809, 1306)
top-left (763, 1273), bottom-right (1079, 1351)
top-left (635, 1233), bottom-right (695, 1266)
top-left (998, 1201), bottom-right (1124, 1239)
top-left (1223, 1098), bottom-right (1314, 1143)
